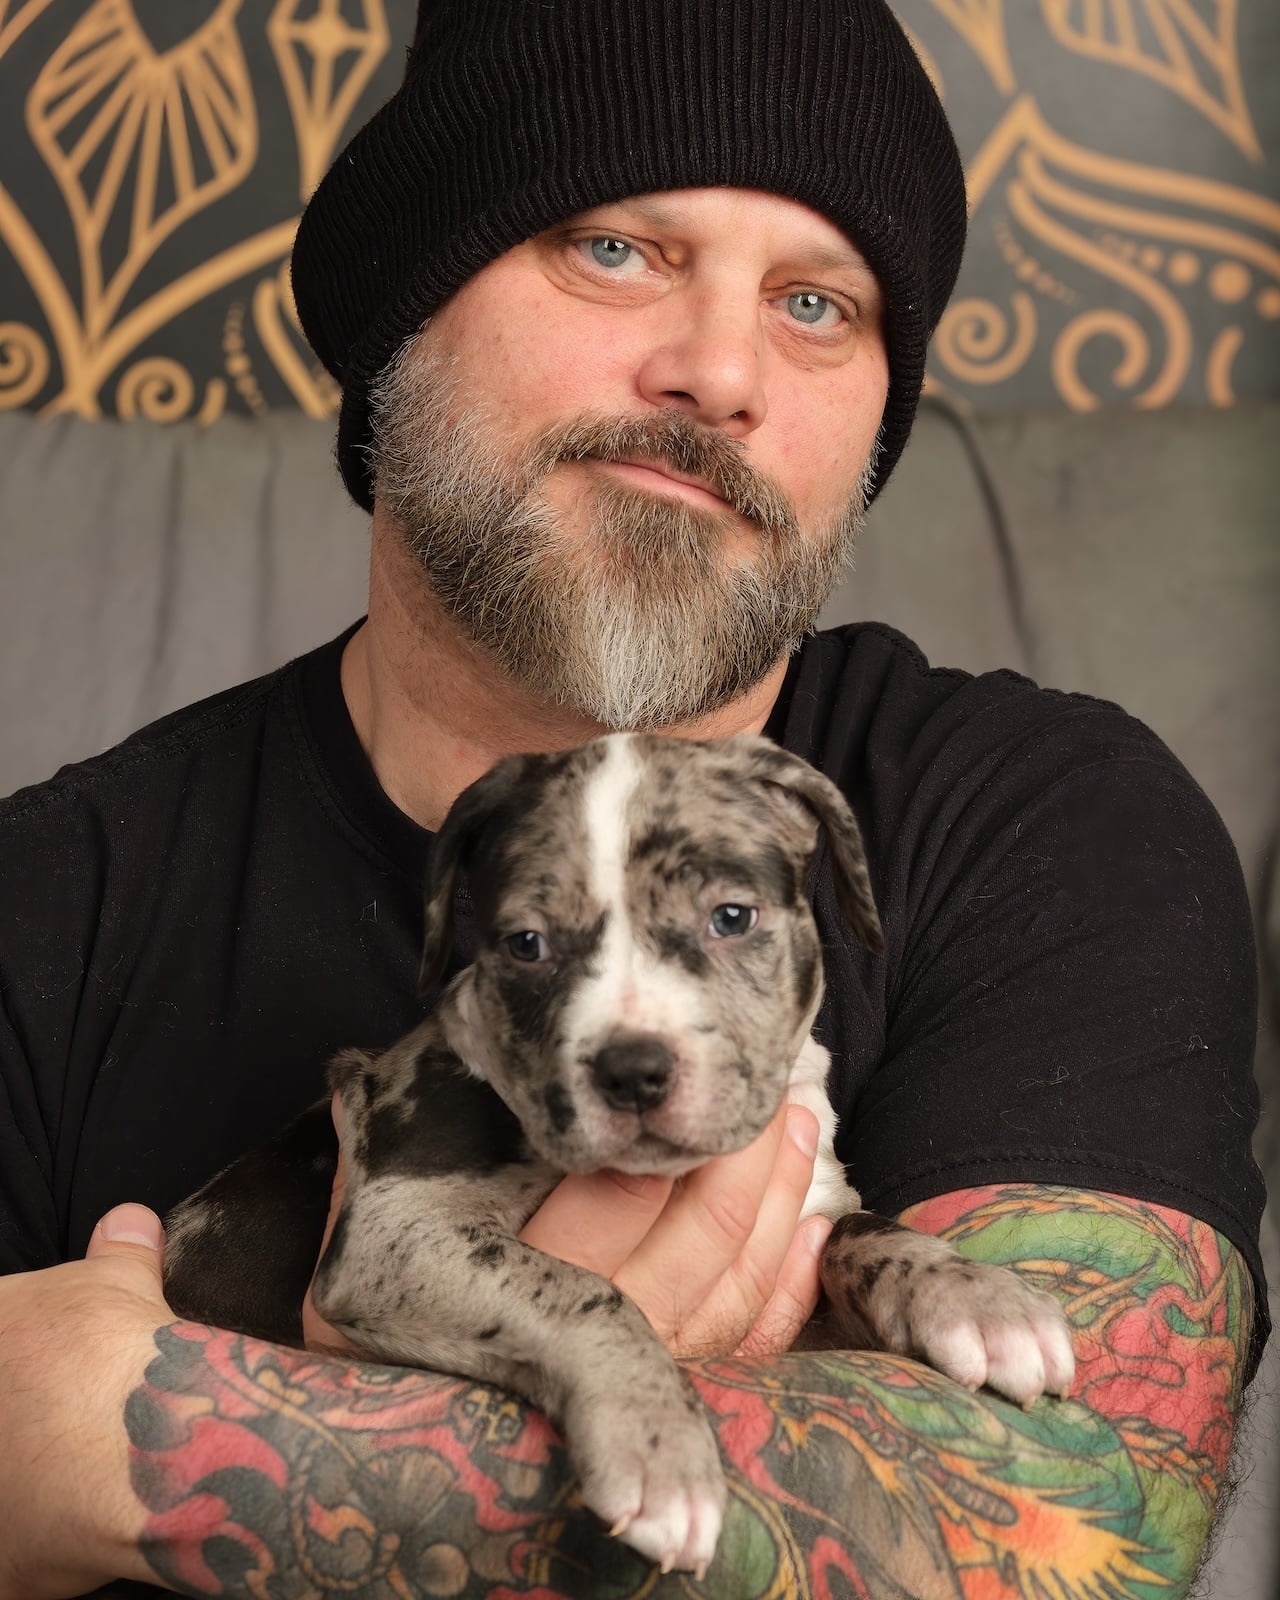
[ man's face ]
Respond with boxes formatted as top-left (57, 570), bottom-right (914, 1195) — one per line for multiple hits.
top-left (370, 187), bottom-right (890, 729)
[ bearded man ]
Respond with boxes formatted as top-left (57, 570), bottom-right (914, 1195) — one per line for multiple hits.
top-left (0, 1), bottom-right (1266, 1595)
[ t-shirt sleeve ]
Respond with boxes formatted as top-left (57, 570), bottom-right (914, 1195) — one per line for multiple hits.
top-left (838, 738), bottom-right (1266, 1370)
top-left (0, 783), bottom-right (100, 1274)
top-left (0, 993), bottom-right (60, 1271)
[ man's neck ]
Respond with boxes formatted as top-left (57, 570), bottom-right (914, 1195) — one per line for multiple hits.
top-left (340, 514), bottom-right (789, 832)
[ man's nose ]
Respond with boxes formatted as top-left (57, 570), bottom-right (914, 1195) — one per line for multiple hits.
top-left (635, 293), bottom-right (768, 433)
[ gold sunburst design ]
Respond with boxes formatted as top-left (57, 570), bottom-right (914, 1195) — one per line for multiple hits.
top-left (1038, 0), bottom-right (1261, 161)
top-left (27, 0), bottom-right (257, 351)
top-left (268, 0), bottom-right (390, 202)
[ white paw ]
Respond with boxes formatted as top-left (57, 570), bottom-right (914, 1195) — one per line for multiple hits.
top-left (569, 1394), bottom-right (726, 1575)
top-left (905, 1259), bottom-right (1075, 1407)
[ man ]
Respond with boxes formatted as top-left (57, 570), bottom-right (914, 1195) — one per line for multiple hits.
top-left (0, 0), bottom-right (1266, 1594)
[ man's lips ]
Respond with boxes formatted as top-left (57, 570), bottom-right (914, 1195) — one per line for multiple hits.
top-left (590, 457), bottom-right (731, 513)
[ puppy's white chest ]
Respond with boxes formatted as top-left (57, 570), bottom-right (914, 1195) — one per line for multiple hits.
top-left (787, 1034), bottom-right (860, 1222)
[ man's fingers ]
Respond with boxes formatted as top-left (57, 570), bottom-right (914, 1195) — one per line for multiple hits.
top-left (720, 1106), bottom-right (821, 1313)
top-left (659, 1106), bottom-right (822, 1356)
top-left (519, 1169), bottom-right (673, 1277)
top-left (734, 1215), bottom-right (831, 1359)
top-left (614, 1104), bottom-right (792, 1340)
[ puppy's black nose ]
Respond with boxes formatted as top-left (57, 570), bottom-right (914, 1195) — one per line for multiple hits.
top-left (590, 1037), bottom-right (674, 1114)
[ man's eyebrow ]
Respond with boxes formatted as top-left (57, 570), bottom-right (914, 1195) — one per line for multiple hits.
top-left (584, 195), bottom-right (692, 233)
top-left (571, 197), bottom-right (878, 285)
top-left (786, 243), bottom-right (880, 284)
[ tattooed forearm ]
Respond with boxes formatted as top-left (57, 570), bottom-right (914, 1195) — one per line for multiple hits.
top-left (126, 1186), bottom-right (1254, 1598)
top-left (902, 1185), bottom-right (1254, 1595)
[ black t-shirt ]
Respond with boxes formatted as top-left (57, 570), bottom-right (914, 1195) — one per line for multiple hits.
top-left (0, 621), bottom-right (1268, 1377)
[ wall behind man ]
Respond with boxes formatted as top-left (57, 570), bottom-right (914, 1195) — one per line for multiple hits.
top-left (0, 2), bottom-right (1275, 423)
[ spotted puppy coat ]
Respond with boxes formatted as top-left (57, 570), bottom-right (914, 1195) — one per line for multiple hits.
top-left (163, 733), bottom-right (1075, 1577)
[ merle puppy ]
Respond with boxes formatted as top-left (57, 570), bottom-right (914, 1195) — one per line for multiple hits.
top-left (164, 733), bottom-right (1074, 1577)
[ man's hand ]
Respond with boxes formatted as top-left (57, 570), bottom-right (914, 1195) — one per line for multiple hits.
top-left (0, 1206), bottom-right (174, 1599)
top-left (523, 1102), bottom-right (830, 1357)
top-left (302, 1096), bottom-right (831, 1359)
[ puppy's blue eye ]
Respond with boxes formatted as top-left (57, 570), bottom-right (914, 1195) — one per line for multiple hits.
top-left (506, 931), bottom-right (550, 962)
top-left (708, 905), bottom-right (758, 938)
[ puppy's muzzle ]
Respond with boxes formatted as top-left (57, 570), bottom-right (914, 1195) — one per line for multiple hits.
top-left (590, 1034), bottom-right (675, 1114)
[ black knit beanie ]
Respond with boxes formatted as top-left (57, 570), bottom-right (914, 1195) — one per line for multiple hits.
top-left (291, 0), bottom-right (966, 512)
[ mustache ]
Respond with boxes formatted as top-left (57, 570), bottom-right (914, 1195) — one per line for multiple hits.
top-left (526, 411), bottom-right (801, 541)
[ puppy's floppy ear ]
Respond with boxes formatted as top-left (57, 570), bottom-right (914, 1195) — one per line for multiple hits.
top-left (736, 737), bottom-right (884, 956)
top-left (419, 754), bottom-right (532, 996)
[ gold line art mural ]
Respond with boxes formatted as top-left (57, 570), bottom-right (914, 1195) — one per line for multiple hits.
top-left (0, 0), bottom-right (1276, 425)
top-left (0, 0), bottom-right (390, 421)
top-left (940, 93), bottom-right (1280, 409)
top-left (917, 0), bottom-right (1279, 410)
top-left (1038, 0), bottom-right (1260, 160)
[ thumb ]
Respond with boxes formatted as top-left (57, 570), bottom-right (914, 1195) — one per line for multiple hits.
top-left (85, 1202), bottom-right (165, 1275)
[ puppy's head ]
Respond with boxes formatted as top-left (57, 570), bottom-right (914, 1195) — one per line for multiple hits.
top-left (423, 733), bottom-right (881, 1175)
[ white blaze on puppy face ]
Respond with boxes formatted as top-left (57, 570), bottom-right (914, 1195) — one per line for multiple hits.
top-left (559, 736), bottom-right (712, 1114)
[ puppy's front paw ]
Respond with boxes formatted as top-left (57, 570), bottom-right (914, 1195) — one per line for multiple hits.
top-left (823, 1216), bottom-right (1075, 1408)
top-left (895, 1257), bottom-right (1075, 1407)
top-left (568, 1388), bottom-right (726, 1576)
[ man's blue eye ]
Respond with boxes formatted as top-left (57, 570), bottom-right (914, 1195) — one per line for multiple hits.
top-left (788, 292), bottom-right (838, 326)
top-left (708, 905), bottom-right (758, 938)
top-left (589, 237), bottom-right (634, 270)
top-left (507, 931), bottom-right (550, 962)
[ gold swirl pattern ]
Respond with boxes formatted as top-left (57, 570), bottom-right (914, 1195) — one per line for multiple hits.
top-left (0, 320), bottom-right (49, 408)
top-left (952, 93), bottom-right (1279, 408)
top-left (1052, 308), bottom-right (1154, 409)
top-left (934, 292), bottom-right (1038, 384)
top-left (1006, 151), bottom-right (1192, 406)
top-left (115, 355), bottom-right (195, 420)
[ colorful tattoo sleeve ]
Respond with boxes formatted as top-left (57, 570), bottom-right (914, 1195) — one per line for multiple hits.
top-left (126, 1184), bottom-right (1254, 1598)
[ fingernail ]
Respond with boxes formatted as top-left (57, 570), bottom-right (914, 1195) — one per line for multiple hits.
top-left (98, 1203), bottom-right (163, 1250)
top-left (803, 1216), bottom-right (832, 1257)
top-left (786, 1106), bottom-right (819, 1159)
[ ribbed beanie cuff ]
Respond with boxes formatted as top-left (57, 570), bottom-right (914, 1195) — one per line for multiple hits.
top-left (291, 0), bottom-right (967, 512)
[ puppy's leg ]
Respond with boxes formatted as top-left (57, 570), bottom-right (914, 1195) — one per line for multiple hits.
top-left (819, 1211), bottom-right (1075, 1406)
top-left (312, 1167), bottom-right (725, 1577)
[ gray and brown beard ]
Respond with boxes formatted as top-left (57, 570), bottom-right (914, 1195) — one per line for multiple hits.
top-left (369, 331), bottom-right (875, 730)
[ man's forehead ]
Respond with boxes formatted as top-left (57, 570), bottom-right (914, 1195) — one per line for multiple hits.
top-left (557, 188), bottom-right (878, 281)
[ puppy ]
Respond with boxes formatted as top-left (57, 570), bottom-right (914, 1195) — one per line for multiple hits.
top-left (164, 732), bottom-right (1074, 1576)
